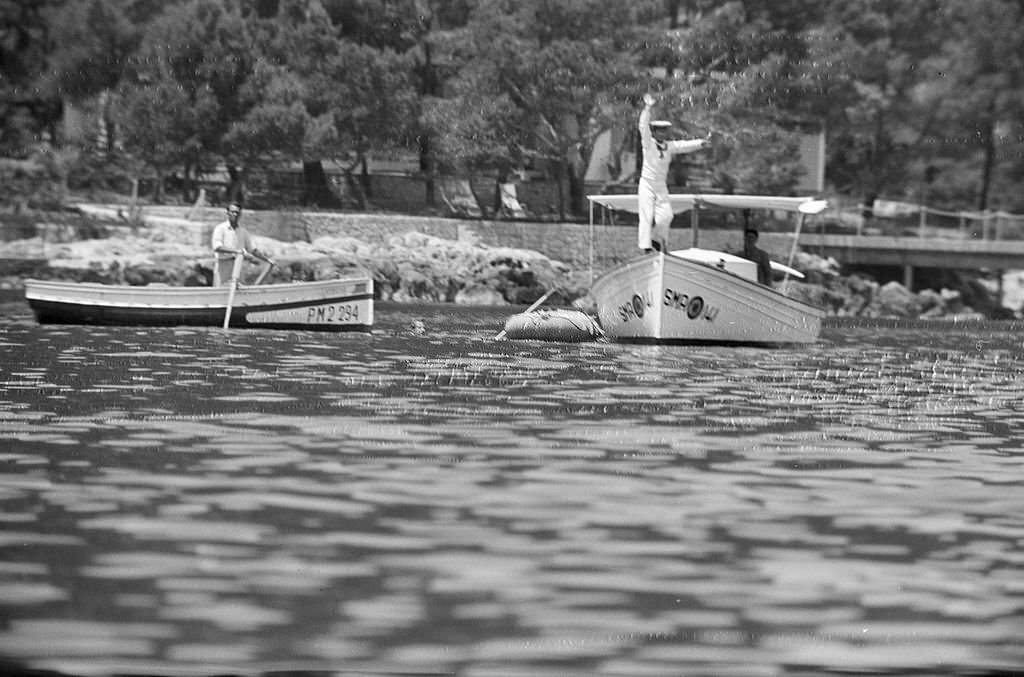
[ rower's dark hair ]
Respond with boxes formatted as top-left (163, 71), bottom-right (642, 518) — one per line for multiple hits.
top-left (744, 227), bottom-right (759, 237)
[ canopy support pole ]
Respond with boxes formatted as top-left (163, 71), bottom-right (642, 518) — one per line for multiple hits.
top-left (782, 213), bottom-right (807, 293)
top-left (690, 204), bottom-right (699, 248)
top-left (589, 198), bottom-right (594, 286)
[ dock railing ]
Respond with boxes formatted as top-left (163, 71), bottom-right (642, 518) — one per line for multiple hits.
top-left (820, 200), bottom-right (1024, 242)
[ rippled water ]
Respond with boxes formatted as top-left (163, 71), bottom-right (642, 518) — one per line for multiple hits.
top-left (1, 296), bottom-right (1023, 676)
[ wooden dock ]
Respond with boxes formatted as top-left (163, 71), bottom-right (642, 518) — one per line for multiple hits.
top-left (798, 233), bottom-right (1024, 287)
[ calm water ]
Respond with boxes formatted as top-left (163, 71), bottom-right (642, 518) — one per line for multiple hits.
top-left (1, 295), bottom-right (1023, 677)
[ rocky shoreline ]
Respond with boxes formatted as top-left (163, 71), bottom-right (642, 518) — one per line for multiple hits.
top-left (0, 208), bottom-right (588, 307)
top-left (0, 205), bottom-right (1014, 321)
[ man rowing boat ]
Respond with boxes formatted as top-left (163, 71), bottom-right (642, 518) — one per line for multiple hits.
top-left (211, 203), bottom-right (273, 286)
top-left (637, 93), bottom-right (710, 252)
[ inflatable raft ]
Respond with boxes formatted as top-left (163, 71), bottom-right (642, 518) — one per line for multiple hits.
top-left (501, 309), bottom-right (603, 342)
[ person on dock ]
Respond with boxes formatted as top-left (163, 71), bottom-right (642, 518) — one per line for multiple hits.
top-left (211, 203), bottom-right (273, 286)
top-left (637, 93), bottom-right (710, 253)
top-left (742, 227), bottom-right (773, 286)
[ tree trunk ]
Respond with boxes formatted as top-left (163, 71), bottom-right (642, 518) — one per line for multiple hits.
top-left (226, 165), bottom-right (246, 205)
top-left (338, 152), bottom-right (368, 210)
top-left (862, 192), bottom-right (877, 224)
top-left (664, 0), bottom-right (682, 77)
top-left (977, 99), bottom-right (996, 212)
top-left (360, 154), bottom-right (372, 198)
top-left (491, 168), bottom-right (505, 216)
top-left (343, 168), bottom-right (367, 210)
top-left (154, 168), bottom-right (165, 204)
top-left (635, 126), bottom-right (643, 181)
top-left (568, 165), bottom-right (585, 218)
top-left (554, 159), bottom-right (566, 221)
top-left (302, 160), bottom-right (339, 207)
top-left (417, 34), bottom-right (440, 208)
top-left (420, 134), bottom-right (436, 207)
top-left (182, 161), bottom-right (197, 204)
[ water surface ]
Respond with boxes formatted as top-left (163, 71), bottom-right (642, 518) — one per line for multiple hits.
top-left (1, 297), bottom-right (1022, 676)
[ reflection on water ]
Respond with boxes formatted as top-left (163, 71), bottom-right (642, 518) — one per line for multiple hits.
top-left (1, 300), bottom-right (1023, 676)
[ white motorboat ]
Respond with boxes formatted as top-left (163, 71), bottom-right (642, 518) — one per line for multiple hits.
top-left (587, 193), bottom-right (827, 344)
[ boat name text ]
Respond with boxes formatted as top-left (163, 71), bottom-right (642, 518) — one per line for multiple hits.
top-left (617, 292), bottom-right (653, 322)
top-left (663, 289), bottom-right (719, 321)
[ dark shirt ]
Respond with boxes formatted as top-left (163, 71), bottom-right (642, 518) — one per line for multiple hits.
top-left (744, 246), bottom-right (773, 286)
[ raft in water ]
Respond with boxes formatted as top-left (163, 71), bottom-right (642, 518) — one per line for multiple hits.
top-left (501, 309), bottom-right (603, 342)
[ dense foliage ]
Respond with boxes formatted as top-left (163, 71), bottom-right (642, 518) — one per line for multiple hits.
top-left (3, 0), bottom-right (1022, 214)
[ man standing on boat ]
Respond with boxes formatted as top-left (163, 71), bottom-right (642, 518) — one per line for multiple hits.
top-left (637, 93), bottom-right (710, 253)
top-left (211, 203), bottom-right (273, 286)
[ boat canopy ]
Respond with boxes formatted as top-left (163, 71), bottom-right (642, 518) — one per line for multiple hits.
top-left (587, 193), bottom-right (827, 215)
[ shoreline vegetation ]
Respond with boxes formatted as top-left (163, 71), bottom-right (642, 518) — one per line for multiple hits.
top-left (0, 202), bottom-right (1016, 322)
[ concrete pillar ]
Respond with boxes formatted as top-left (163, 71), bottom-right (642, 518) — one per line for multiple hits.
top-left (903, 264), bottom-right (914, 290)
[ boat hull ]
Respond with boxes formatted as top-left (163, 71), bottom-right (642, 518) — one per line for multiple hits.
top-left (591, 252), bottom-right (822, 344)
top-left (24, 278), bottom-right (374, 331)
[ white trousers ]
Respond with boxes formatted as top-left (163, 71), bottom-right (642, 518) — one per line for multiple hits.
top-left (213, 257), bottom-right (238, 287)
top-left (637, 186), bottom-right (673, 250)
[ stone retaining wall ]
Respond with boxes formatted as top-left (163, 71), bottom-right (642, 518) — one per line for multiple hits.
top-left (87, 205), bottom-right (798, 280)
top-left (237, 210), bottom-right (796, 279)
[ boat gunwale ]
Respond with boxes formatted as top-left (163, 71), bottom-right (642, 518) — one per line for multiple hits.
top-left (23, 278), bottom-right (373, 309)
top-left (23, 277), bottom-right (369, 296)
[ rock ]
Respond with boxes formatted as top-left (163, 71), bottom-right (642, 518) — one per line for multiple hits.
top-left (860, 281), bottom-right (917, 318)
top-left (454, 285), bottom-right (507, 305)
top-left (793, 251), bottom-right (840, 278)
top-left (946, 310), bottom-right (986, 322)
top-left (0, 222), bottom-right (580, 305)
top-left (917, 289), bottom-right (946, 317)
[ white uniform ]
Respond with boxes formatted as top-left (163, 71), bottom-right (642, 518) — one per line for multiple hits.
top-left (211, 220), bottom-right (254, 286)
top-left (637, 105), bottom-right (706, 250)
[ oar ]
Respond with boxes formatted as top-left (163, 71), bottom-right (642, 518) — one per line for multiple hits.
top-left (253, 256), bottom-right (275, 286)
top-left (222, 252), bottom-right (243, 329)
top-left (494, 287), bottom-right (557, 340)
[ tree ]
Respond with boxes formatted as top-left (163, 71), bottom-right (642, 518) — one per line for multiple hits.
top-left (322, 0), bottom-right (475, 207)
top-left (639, 1), bottom-right (834, 195)
top-left (116, 0), bottom-right (253, 201)
top-left (235, 0), bottom-right (420, 208)
top-left (118, 79), bottom-right (213, 202)
top-left (818, 0), bottom-right (947, 212)
top-left (42, 0), bottom-right (140, 153)
top-left (42, 0), bottom-right (137, 101)
top-left (311, 41), bottom-right (418, 208)
top-left (433, 0), bottom-right (641, 218)
top-left (227, 0), bottom-right (340, 205)
top-left (921, 0), bottom-right (1024, 211)
top-left (222, 62), bottom-right (312, 205)
top-left (1, 0), bottom-right (63, 154)
top-left (421, 71), bottom-right (527, 213)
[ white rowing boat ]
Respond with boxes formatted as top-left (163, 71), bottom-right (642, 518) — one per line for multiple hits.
top-left (587, 193), bottom-right (827, 344)
top-left (24, 277), bottom-right (374, 331)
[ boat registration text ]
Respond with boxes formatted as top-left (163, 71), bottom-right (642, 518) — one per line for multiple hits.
top-left (246, 301), bottom-right (366, 325)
